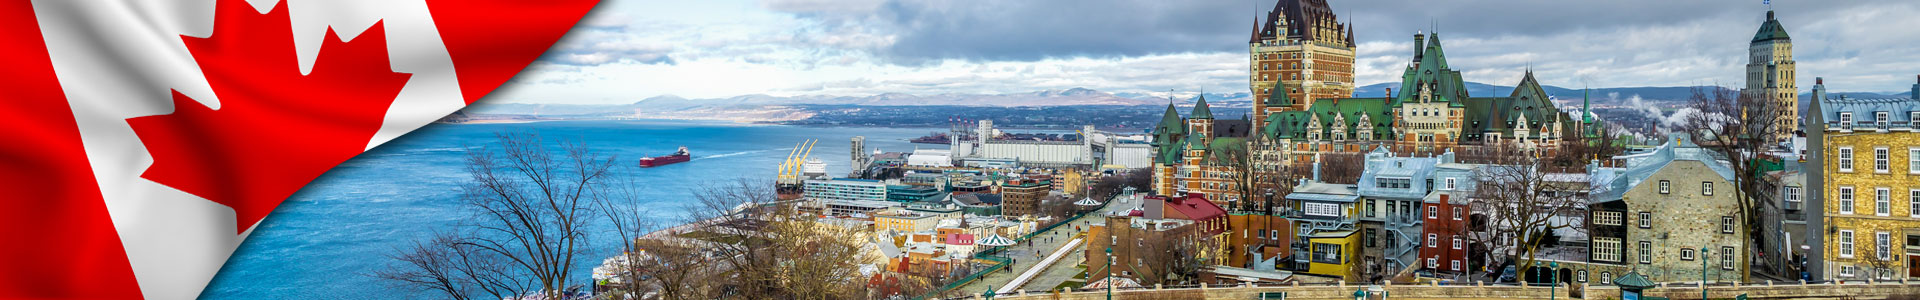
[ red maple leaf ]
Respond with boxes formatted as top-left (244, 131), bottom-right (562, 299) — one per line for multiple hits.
top-left (126, 0), bottom-right (412, 233)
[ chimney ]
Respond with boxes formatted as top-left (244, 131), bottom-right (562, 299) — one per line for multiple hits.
top-left (1387, 88), bottom-right (1393, 98)
top-left (1413, 32), bottom-right (1426, 61)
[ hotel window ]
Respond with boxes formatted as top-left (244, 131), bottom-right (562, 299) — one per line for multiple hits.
top-left (1702, 181), bottom-right (1714, 196)
top-left (1453, 237), bottom-right (1462, 249)
top-left (1878, 188), bottom-right (1893, 216)
top-left (1878, 232), bottom-right (1893, 260)
top-left (1638, 241), bottom-right (1652, 264)
top-left (1659, 180), bottom-right (1671, 194)
top-left (1681, 248), bottom-right (1695, 261)
top-left (1840, 230), bottom-right (1855, 258)
top-left (1876, 147), bottom-right (1891, 173)
top-left (1721, 216), bottom-right (1735, 233)
top-left (1721, 246), bottom-right (1736, 270)
top-left (1601, 272), bottom-right (1613, 285)
top-left (1594, 211), bottom-right (1623, 226)
top-left (1593, 238), bottom-right (1621, 262)
top-left (1578, 270), bottom-right (1589, 283)
top-left (1638, 212), bottom-right (1652, 228)
top-left (1840, 187), bottom-right (1856, 214)
top-left (1840, 112), bottom-right (1854, 131)
top-left (1839, 147), bottom-right (1855, 172)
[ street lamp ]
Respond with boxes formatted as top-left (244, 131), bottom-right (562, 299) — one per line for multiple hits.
top-left (1701, 247), bottom-right (1710, 300)
top-left (1106, 247), bottom-right (1115, 300)
top-left (1547, 262), bottom-right (1559, 300)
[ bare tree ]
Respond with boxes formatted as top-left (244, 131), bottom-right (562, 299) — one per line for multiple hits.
top-left (1675, 85), bottom-right (1782, 280)
top-left (379, 132), bottom-right (619, 299)
top-left (592, 165), bottom-right (663, 299)
top-left (1470, 143), bottom-right (1588, 282)
top-left (1132, 228), bottom-right (1219, 286)
top-left (682, 178), bottom-right (879, 299)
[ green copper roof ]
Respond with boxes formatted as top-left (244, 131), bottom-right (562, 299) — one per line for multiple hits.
top-left (1158, 103), bottom-right (1186, 136)
top-left (1205, 137), bottom-right (1246, 163)
top-left (1613, 271), bottom-right (1656, 289)
top-left (1753, 11), bottom-right (1790, 43)
top-left (1191, 94), bottom-right (1214, 119)
top-left (1266, 82), bottom-right (1293, 107)
top-left (1262, 98), bottom-right (1393, 142)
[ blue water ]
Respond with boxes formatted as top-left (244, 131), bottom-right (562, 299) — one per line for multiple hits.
top-left (200, 120), bottom-right (938, 299)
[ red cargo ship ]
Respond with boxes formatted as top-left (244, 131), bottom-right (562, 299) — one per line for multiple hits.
top-left (639, 146), bottom-right (691, 167)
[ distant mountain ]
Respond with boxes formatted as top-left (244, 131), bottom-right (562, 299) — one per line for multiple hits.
top-left (1351, 81), bottom-right (1713, 102)
top-left (463, 85), bottom-right (1901, 124)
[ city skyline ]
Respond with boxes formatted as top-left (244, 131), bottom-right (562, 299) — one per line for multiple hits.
top-left (491, 0), bottom-right (1920, 105)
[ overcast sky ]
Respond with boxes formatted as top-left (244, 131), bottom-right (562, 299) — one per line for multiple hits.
top-left (486, 0), bottom-right (1920, 104)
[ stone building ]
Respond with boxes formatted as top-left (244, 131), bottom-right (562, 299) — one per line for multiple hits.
top-left (1248, 0), bottom-right (1355, 126)
top-left (1746, 10), bottom-right (1798, 143)
top-left (1148, 97), bottom-right (1254, 207)
top-left (1811, 76), bottom-right (1920, 280)
top-left (1586, 137), bottom-right (1748, 283)
top-left (1255, 32), bottom-right (1578, 164)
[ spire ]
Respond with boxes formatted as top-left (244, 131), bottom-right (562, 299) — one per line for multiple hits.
top-left (1159, 101), bottom-right (1185, 136)
top-left (1249, 17), bottom-right (1263, 43)
top-left (1191, 93), bottom-right (1214, 119)
top-left (1582, 87), bottom-right (1592, 124)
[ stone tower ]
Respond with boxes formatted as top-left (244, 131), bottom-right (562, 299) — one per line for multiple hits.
top-left (1248, 0), bottom-right (1355, 132)
top-left (1747, 10), bottom-right (1796, 142)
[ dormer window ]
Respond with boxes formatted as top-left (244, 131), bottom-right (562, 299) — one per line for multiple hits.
top-left (1877, 111), bottom-right (1890, 131)
top-left (1840, 112), bottom-right (1854, 131)
top-left (1910, 112), bottom-right (1919, 130)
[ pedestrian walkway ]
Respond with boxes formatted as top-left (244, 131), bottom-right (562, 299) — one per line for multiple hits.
top-left (951, 196), bottom-right (1132, 295)
top-left (998, 237), bottom-right (1081, 294)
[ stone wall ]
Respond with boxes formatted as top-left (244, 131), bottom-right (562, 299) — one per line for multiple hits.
top-left (981, 281), bottom-right (1920, 300)
top-left (1589, 281), bottom-right (1920, 300)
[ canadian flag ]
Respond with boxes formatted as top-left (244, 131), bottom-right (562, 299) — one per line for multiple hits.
top-left (0, 0), bottom-right (596, 298)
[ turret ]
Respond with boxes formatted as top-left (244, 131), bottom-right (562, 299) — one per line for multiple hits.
top-left (1910, 74), bottom-right (1918, 100)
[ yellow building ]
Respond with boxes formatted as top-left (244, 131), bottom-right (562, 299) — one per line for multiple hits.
top-left (1812, 77), bottom-right (1920, 280)
top-left (1747, 10), bottom-right (1798, 143)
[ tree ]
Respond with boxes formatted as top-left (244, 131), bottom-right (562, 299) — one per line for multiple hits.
top-left (1469, 143), bottom-right (1588, 283)
top-left (1132, 229), bottom-right (1214, 286)
top-left (378, 132), bottom-right (619, 299)
top-left (1675, 85), bottom-right (1782, 280)
top-left (683, 178), bottom-right (880, 299)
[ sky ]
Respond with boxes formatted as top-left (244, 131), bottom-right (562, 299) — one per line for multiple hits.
top-left (485, 0), bottom-right (1920, 105)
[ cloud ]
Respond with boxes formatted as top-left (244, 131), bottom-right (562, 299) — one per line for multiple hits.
top-left (493, 0), bottom-right (1920, 104)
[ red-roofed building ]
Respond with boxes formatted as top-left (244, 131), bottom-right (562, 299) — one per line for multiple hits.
top-left (1148, 192), bottom-right (1227, 235)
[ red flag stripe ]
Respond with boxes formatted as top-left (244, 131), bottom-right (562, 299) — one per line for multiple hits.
top-left (426, 0), bottom-right (600, 104)
top-left (0, 1), bottom-right (143, 298)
